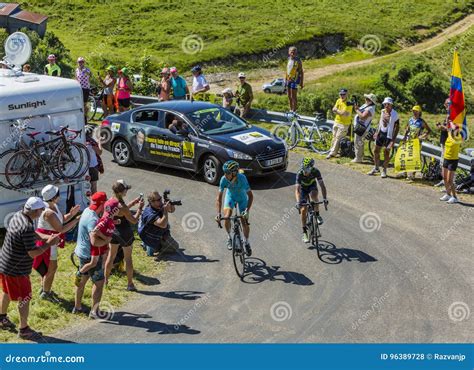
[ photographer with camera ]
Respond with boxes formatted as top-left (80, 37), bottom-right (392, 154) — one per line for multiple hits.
top-left (351, 93), bottom-right (377, 163)
top-left (138, 191), bottom-right (180, 258)
top-left (326, 88), bottom-right (354, 159)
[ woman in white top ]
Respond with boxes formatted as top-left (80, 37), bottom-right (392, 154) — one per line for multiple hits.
top-left (38, 185), bottom-right (81, 302)
top-left (368, 97), bottom-right (400, 178)
top-left (351, 93), bottom-right (377, 163)
top-left (191, 65), bottom-right (210, 97)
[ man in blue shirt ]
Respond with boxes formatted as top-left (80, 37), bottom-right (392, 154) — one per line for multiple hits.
top-left (215, 160), bottom-right (254, 255)
top-left (170, 67), bottom-right (189, 100)
top-left (73, 192), bottom-right (107, 319)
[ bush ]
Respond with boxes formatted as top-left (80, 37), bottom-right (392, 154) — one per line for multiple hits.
top-left (406, 71), bottom-right (448, 113)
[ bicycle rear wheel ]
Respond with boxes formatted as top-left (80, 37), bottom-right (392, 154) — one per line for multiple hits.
top-left (309, 125), bottom-right (332, 154)
top-left (55, 142), bottom-right (90, 179)
top-left (273, 124), bottom-right (300, 150)
top-left (232, 233), bottom-right (246, 279)
top-left (5, 150), bottom-right (40, 189)
top-left (0, 149), bottom-right (17, 189)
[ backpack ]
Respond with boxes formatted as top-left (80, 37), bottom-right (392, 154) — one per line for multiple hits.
top-left (339, 137), bottom-right (355, 158)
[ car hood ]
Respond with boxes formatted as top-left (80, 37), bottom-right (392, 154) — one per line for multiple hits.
top-left (203, 126), bottom-right (285, 156)
top-left (262, 83), bottom-right (272, 88)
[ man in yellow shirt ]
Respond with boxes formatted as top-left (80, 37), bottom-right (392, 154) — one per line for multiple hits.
top-left (326, 89), bottom-right (353, 159)
top-left (440, 123), bottom-right (463, 204)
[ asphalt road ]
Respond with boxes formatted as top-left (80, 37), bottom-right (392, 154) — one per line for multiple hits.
top-left (57, 151), bottom-right (473, 342)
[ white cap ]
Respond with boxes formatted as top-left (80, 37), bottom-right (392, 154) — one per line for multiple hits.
top-left (24, 197), bottom-right (48, 211)
top-left (77, 57), bottom-right (85, 63)
top-left (222, 88), bottom-right (232, 94)
top-left (41, 184), bottom-right (59, 201)
top-left (238, 72), bottom-right (246, 78)
top-left (382, 97), bottom-right (394, 105)
top-left (363, 93), bottom-right (377, 104)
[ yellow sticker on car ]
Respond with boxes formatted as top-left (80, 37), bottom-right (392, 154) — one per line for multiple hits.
top-left (182, 141), bottom-right (195, 159)
top-left (111, 122), bottom-right (121, 132)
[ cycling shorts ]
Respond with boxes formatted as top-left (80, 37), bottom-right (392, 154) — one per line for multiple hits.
top-left (299, 185), bottom-right (317, 203)
top-left (286, 79), bottom-right (300, 90)
top-left (224, 195), bottom-right (248, 213)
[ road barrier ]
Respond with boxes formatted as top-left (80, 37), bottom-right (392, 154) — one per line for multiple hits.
top-left (130, 95), bottom-right (472, 171)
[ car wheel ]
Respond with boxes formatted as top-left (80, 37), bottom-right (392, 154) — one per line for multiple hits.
top-left (264, 88), bottom-right (271, 94)
top-left (202, 155), bottom-right (222, 185)
top-left (112, 139), bottom-right (134, 166)
top-left (99, 126), bottom-right (112, 145)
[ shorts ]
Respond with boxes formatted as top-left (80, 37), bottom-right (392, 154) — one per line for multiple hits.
top-left (89, 166), bottom-right (99, 182)
top-left (78, 256), bottom-right (104, 282)
top-left (50, 245), bottom-right (58, 261)
top-left (375, 131), bottom-right (392, 148)
top-left (91, 245), bottom-right (109, 257)
top-left (111, 226), bottom-right (135, 247)
top-left (286, 80), bottom-right (300, 90)
top-left (118, 98), bottom-right (131, 108)
top-left (82, 88), bottom-right (90, 103)
top-left (224, 195), bottom-right (248, 212)
top-left (443, 159), bottom-right (458, 171)
top-left (299, 184), bottom-right (317, 203)
top-left (0, 274), bottom-right (32, 302)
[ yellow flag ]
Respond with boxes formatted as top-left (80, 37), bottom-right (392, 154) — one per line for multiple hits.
top-left (394, 138), bottom-right (422, 173)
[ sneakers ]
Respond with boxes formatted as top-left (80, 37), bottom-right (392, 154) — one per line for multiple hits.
top-left (72, 307), bottom-right (86, 315)
top-left (89, 310), bottom-right (109, 320)
top-left (440, 194), bottom-right (451, 201)
top-left (350, 159), bottom-right (362, 163)
top-left (226, 238), bottom-right (233, 250)
top-left (325, 154), bottom-right (333, 160)
top-left (367, 167), bottom-right (380, 175)
top-left (244, 242), bottom-right (252, 257)
top-left (447, 196), bottom-right (459, 204)
top-left (18, 326), bottom-right (42, 341)
top-left (381, 169), bottom-right (387, 178)
top-left (434, 180), bottom-right (444, 187)
top-left (302, 231), bottom-right (309, 243)
top-left (126, 284), bottom-right (137, 292)
top-left (40, 291), bottom-right (60, 303)
top-left (0, 316), bottom-right (16, 331)
top-left (316, 215), bottom-right (324, 225)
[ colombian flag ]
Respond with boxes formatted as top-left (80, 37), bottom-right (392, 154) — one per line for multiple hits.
top-left (449, 50), bottom-right (468, 140)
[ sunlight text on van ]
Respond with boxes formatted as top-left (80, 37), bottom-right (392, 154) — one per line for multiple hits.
top-left (8, 100), bottom-right (46, 111)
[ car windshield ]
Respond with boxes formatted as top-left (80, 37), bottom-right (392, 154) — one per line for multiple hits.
top-left (186, 107), bottom-right (248, 134)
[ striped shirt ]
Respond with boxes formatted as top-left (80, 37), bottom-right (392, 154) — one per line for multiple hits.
top-left (0, 211), bottom-right (37, 276)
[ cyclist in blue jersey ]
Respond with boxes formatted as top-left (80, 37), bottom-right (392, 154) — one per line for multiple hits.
top-left (296, 157), bottom-right (328, 243)
top-left (216, 160), bottom-right (254, 256)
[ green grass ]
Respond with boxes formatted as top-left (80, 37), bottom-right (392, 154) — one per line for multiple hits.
top-left (0, 239), bottom-right (164, 343)
top-left (21, 0), bottom-right (473, 71)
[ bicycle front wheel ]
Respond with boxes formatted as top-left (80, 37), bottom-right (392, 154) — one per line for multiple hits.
top-left (55, 142), bottom-right (90, 179)
top-left (5, 150), bottom-right (40, 189)
top-left (87, 96), bottom-right (98, 122)
top-left (232, 233), bottom-right (246, 279)
top-left (312, 217), bottom-right (320, 247)
top-left (273, 124), bottom-right (300, 150)
top-left (309, 125), bottom-right (332, 154)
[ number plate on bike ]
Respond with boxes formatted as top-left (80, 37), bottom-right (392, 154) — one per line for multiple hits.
top-left (264, 157), bottom-right (283, 167)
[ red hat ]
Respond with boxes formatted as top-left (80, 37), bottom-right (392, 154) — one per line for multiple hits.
top-left (89, 192), bottom-right (107, 211)
top-left (104, 198), bottom-right (121, 214)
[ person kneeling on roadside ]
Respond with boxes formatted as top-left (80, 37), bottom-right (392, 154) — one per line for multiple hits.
top-left (138, 191), bottom-right (179, 258)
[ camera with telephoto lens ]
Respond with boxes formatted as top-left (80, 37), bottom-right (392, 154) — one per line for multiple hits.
top-left (346, 95), bottom-right (358, 106)
top-left (163, 190), bottom-right (182, 206)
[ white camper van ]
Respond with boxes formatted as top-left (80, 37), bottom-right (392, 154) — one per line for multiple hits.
top-left (0, 68), bottom-right (90, 228)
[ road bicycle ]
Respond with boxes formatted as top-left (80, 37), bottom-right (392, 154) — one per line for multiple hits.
top-left (216, 209), bottom-right (249, 280)
top-left (366, 128), bottom-right (396, 160)
top-left (87, 85), bottom-right (105, 122)
top-left (273, 112), bottom-right (332, 154)
top-left (297, 200), bottom-right (328, 248)
top-left (3, 126), bottom-right (90, 189)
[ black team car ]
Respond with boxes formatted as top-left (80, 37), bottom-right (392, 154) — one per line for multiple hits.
top-left (101, 101), bottom-right (288, 185)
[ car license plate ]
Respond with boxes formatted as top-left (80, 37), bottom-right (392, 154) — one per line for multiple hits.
top-left (264, 157), bottom-right (283, 167)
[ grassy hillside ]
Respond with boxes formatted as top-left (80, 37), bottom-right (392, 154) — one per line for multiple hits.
top-left (21, 0), bottom-right (473, 70)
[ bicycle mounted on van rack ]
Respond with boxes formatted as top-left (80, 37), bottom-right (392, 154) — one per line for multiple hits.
top-left (0, 122), bottom-right (90, 190)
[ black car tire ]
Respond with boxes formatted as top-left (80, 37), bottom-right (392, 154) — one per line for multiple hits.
top-left (264, 88), bottom-right (271, 93)
top-left (99, 126), bottom-right (113, 145)
top-left (112, 138), bottom-right (134, 167)
top-left (202, 155), bottom-right (222, 185)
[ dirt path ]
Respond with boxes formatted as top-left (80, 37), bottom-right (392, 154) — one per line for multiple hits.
top-left (207, 14), bottom-right (474, 92)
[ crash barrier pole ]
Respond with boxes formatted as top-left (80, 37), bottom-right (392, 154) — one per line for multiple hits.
top-left (129, 95), bottom-right (472, 171)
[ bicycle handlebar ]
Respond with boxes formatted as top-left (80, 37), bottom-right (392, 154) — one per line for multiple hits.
top-left (296, 200), bottom-right (328, 211)
top-left (215, 215), bottom-right (248, 229)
